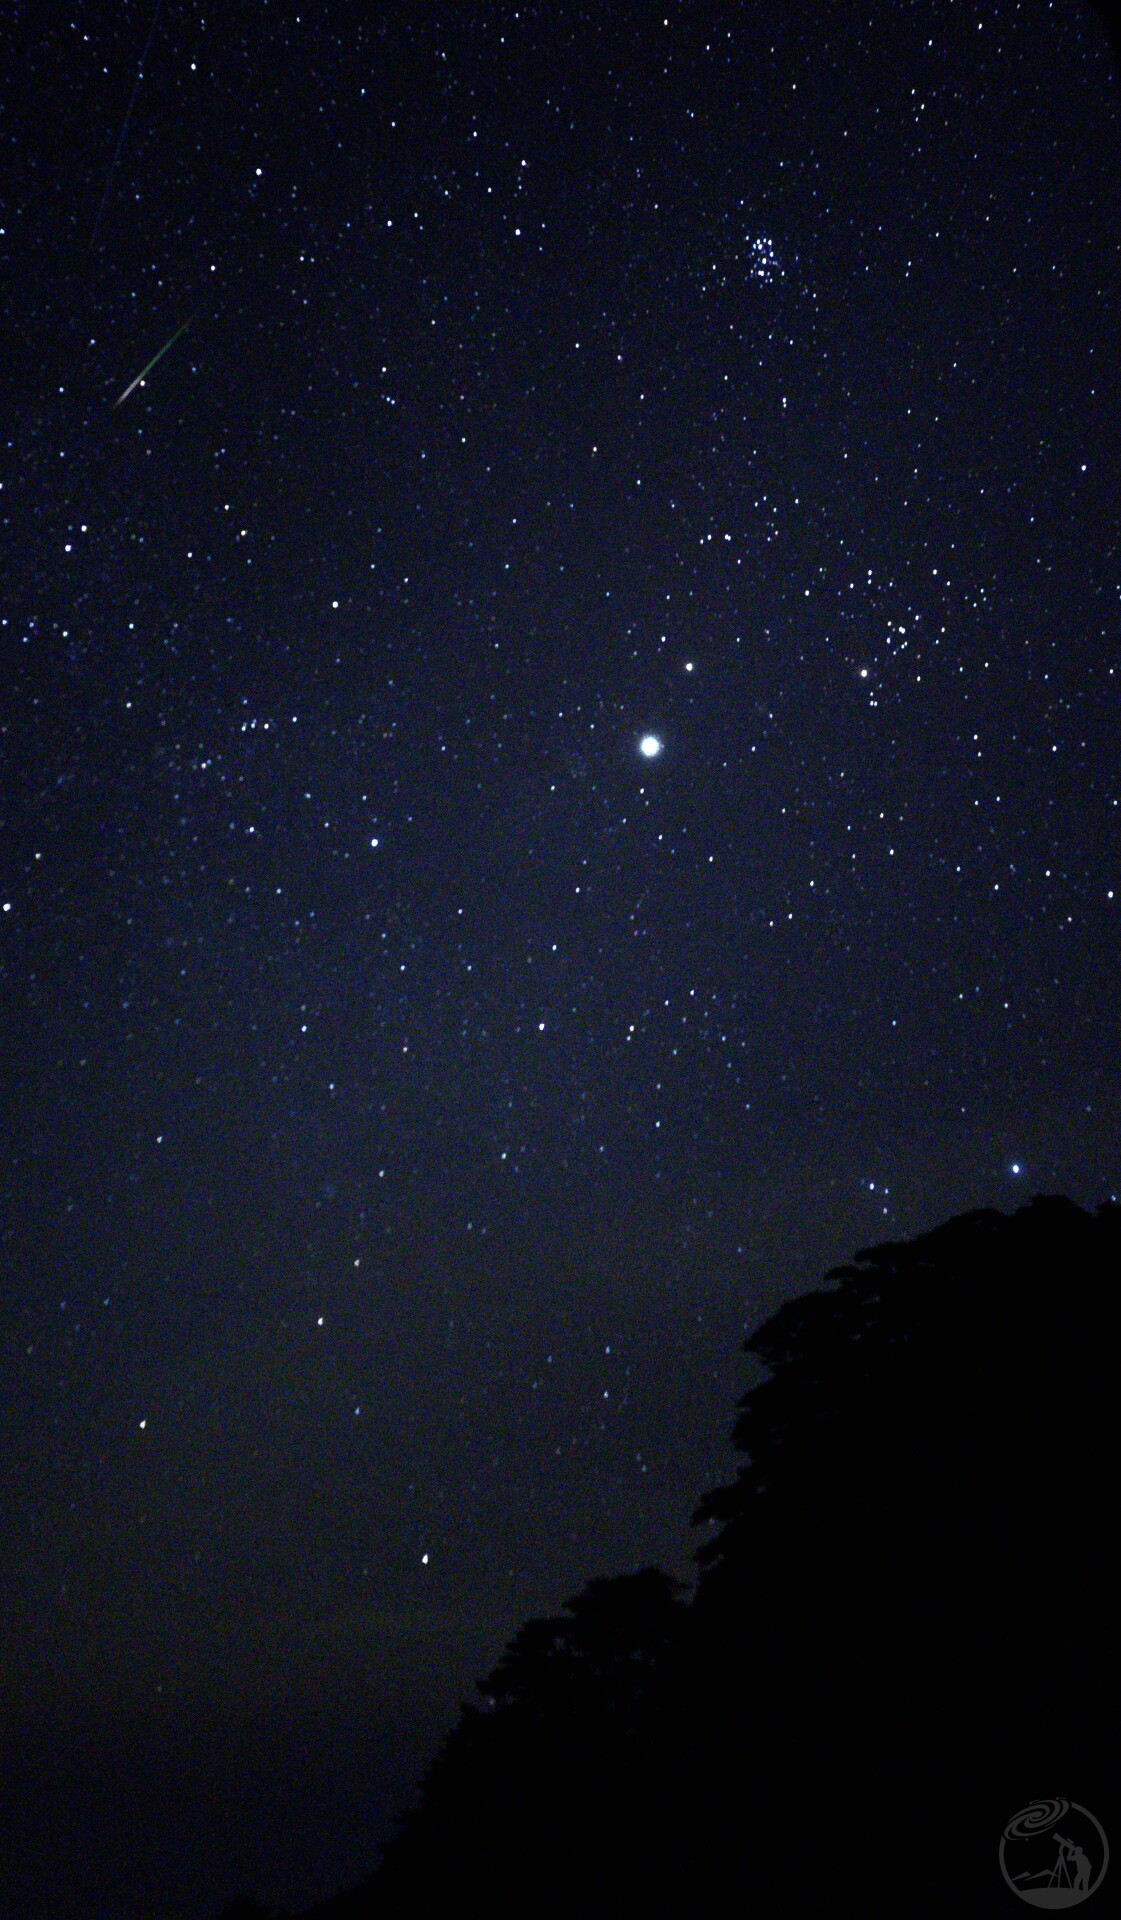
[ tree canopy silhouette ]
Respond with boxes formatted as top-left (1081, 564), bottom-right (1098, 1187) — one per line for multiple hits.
top-left (296, 1196), bottom-right (1120, 1919)
top-left (360, 1566), bottom-right (689, 1914)
top-left (683, 1195), bottom-right (1121, 1912)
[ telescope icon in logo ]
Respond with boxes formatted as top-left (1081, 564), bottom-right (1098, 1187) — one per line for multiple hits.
top-left (999, 1799), bottom-right (1109, 1907)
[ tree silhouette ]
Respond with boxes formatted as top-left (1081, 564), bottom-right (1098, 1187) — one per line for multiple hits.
top-left (1087, 0), bottom-right (1121, 73)
top-left (682, 1195), bottom-right (1121, 1913)
top-left (295, 1196), bottom-right (1120, 1918)
top-left (364, 1566), bottom-right (689, 1914)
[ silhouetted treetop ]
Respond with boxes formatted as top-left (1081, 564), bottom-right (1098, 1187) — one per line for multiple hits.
top-left (294, 1195), bottom-right (1120, 1919)
top-left (477, 1565), bottom-right (687, 1722)
top-left (692, 1195), bottom-right (1121, 1574)
top-left (359, 1566), bottom-right (690, 1914)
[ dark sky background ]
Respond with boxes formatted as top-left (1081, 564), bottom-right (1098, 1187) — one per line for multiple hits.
top-left (1, 2), bottom-right (1119, 1914)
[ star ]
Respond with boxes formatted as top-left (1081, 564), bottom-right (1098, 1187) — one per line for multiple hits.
top-left (638, 734), bottom-right (663, 759)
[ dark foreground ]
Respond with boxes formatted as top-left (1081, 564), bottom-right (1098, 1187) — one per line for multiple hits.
top-left (220, 1195), bottom-right (1118, 1919)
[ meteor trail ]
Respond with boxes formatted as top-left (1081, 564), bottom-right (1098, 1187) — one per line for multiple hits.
top-left (112, 316), bottom-right (192, 408)
top-left (89, 0), bottom-right (164, 248)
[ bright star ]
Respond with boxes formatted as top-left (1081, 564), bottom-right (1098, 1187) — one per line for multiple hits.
top-left (639, 734), bottom-right (663, 758)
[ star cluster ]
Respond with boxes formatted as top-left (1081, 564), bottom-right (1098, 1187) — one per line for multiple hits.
top-left (1, 2), bottom-right (1119, 1914)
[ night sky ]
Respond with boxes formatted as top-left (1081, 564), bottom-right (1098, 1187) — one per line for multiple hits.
top-left (2, 2), bottom-right (1120, 1914)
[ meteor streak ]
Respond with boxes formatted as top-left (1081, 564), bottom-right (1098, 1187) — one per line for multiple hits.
top-left (89, 0), bottom-right (164, 248)
top-left (113, 316), bottom-right (192, 408)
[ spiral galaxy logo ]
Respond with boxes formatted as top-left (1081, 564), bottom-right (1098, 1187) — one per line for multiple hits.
top-left (999, 1799), bottom-right (1109, 1906)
